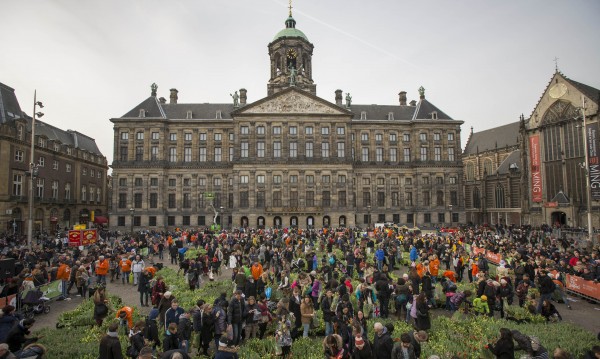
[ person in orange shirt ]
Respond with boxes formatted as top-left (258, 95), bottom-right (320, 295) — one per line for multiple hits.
top-left (145, 266), bottom-right (157, 278)
top-left (428, 255), bottom-right (440, 283)
top-left (416, 261), bottom-right (426, 278)
top-left (95, 255), bottom-right (110, 285)
top-left (251, 262), bottom-right (263, 281)
top-left (116, 306), bottom-right (134, 334)
top-left (57, 259), bottom-right (71, 300)
top-left (120, 256), bottom-right (132, 285)
top-left (442, 270), bottom-right (456, 283)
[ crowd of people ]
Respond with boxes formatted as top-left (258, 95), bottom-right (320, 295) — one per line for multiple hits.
top-left (0, 223), bottom-right (598, 359)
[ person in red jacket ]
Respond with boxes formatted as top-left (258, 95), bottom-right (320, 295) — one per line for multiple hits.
top-left (56, 260), bottom-right (71, 300)
top-left (115, 306), bottom-right (134, 335)
top-left (96, 256), bottom-right (110, 285)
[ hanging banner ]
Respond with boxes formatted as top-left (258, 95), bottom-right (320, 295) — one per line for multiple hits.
top-left (68, 230), bottom-right (82, 247)
top-left (82, 229), bottom-right (98, 246)
top-left (586, 123), bottom-right (600, 200)
top-left (529, 135), bottom-right (543, 202)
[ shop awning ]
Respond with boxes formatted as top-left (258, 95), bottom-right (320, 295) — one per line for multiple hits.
top-left (94, 216), bottom-right (108, 224)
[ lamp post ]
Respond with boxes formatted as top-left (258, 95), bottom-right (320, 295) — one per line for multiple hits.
top-left (367, 204), bottom-right (371, 229)
top-left (129, 207), bottom-right (135, 234)
top-left (449, 204), bottom-right (453, 225)
top-left (27, 91), bottom-right (44, 250)
top-left (219, 206), bottom-right (224, 229)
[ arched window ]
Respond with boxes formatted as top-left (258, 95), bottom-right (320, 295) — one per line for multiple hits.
top-left (306, 216), bottom-right (314, 228)
top-left (339, 216), bottom-right (346, 227)
top-left (323, 216), bottom-right (331, 228)
top-left (483, 159), bottom-right (493, 176)
top-left (274, 216), bottom-right (282, 228)
top-left (290, 216), bottom-right (298, 228)
top-left (473, 187), bottom-right (481, 208)
top-left (495, 185), bottom-right (506, 208)
top-left (241, 216), bottom-right (249, 228)
top-left (257, 216), bottom-right (265, 229)
top-left (466, 162), bottom-right (475, 181)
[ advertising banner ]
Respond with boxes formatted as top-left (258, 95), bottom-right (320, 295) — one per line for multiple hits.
top-left (21, 280), bottom-right (62, 301)
top-left (566, 274), bottom-right (600, 300)
top-left (529, 135), bottom-right (543, 202)
top-left (68, 230), bottom-right (82, 247)
top-left (485, 251), bottom-right (503, 265)
top-left (586, 122), bottom-right (600, 200)
top-left (82, 229), bottom-right (98, 246)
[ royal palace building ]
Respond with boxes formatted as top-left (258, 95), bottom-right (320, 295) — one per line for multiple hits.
top-left (109, 12), bottom-right (464, 230)
top-left (0, 82), bottom-right (109, 236)
top-left (463, 71), bottom-right (599, 228)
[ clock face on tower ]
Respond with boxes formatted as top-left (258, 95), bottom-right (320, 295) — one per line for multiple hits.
top-left (287, 48), bottom-right (297, 59)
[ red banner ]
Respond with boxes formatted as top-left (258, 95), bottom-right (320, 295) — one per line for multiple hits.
top-left (529, 135), bottom-right (543, 202)
top-left (485, 252), bottom-right (503, 265)
top-left (586, 122), bottom-right (600, 200)
top-left (68, 230), bottom-right (82, 247)
top-left (82, 229), bottom-right (98, 246)
top-left (566, 274), bottom-right (600, 300)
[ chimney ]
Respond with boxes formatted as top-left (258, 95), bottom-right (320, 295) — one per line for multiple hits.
top-left (239, 88), bottom-right (247, 106)
top-left (409, 100), bottom-right (417, 106)
top-left (159, 97), bottom-right (166, 104)
top-left (335, 89), bottom-right (343, 106)
top-left (399, 91), bottom-right (407, 106)
top-left (169, 88), bottom-right (178, 104)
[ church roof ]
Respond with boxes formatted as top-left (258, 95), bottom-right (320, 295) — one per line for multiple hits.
top-left (0, 82), bottom-right (24, 124)
top-left (564, 77), bottom-right (600, 104)
top-left (121, 96), bottom-right (166, 118)
top-left (495, 150), bottom-right (521, 175)
top-left (273, 16), bottom-right (309, 42)
top-left (413, 99), bottom-right (453, 120)
top-left (464, 121), bottom-right (520, 155)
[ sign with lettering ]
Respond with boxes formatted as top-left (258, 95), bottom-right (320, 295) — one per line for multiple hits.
top-left (68, 230), bottom-right (82, 246)
top-left (586, 123), bottom-right (600, 200)
top-left (82, 229), bottom-right (98, 246)
top-left (529, 135), bottom-right (543, 202)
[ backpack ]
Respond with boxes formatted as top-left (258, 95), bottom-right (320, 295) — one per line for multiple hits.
top-left (484, 282), bottom-right (496, 298)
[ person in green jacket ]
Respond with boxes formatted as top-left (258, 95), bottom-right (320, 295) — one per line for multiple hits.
top-left (473, 295), bottom-right (490, 315)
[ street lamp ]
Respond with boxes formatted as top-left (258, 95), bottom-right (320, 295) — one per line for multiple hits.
top-left (367, 204), bottom-right (371, 229)
top-left (27, 91), bottom-right (43, 250)
top-left (219, 206), bottom-right (224, 229)
top-left (129, 207), bottom-right (135, 234)
top-left (449, 204), bottom-right (453, 225)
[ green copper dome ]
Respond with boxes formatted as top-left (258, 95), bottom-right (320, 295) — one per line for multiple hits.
top-left (273, 16), bottom-right (309, 42)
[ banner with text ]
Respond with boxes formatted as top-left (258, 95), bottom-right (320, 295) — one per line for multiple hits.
top-left (529, 135), bottom-right (543, 202)
top-left (69, 230), bottom-right (82, 247)
top-left (82, 229), bottom-right (98, 246)
top-left (586, 122), bottom-right (600, 200)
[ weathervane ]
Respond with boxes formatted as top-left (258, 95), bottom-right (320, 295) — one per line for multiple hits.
top-left (554, 57), bottom-right (559, 72)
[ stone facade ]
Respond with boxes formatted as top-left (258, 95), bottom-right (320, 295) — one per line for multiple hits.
top-left (109, 14), bottom-right (464, 230)
top-left (0, 82), bottom-right (109, 235)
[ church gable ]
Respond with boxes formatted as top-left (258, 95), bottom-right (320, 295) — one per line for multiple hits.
top-left (234, 88), bottom-right (350, 116)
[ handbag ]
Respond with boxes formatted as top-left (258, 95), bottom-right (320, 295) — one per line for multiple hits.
top-left (129, 272), bottom-right (133, 283)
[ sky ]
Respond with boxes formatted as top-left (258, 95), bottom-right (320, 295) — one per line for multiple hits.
top-left (1, 0), bottom-right (599, 170)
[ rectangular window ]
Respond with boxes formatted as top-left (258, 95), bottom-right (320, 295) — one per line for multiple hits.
top-left (118, 193), bottom-right (127, 208)
top-left (183, 193), bottom-right (191, 208)
top-left (273, 175), bottom-right (282, 184)
top-left (290, 175), bottom-right (298, 183)
top-left (389, 133), bottom-right (397, 142)
top-left (338, 191), bottom-right (346, 207)
top-left (167, 216), bottom-right (175, 226)
top-left (214, 133), bottom-right (222, 141)
top-left (168, 193), bottom-right (176, 208)
top-left (377, 177), bottom-right (385, 185)
top-left (134, 178), bottom-right (143, 187)
top-left (119, 178), bottom-right (127, 187)
top-left (290, 191), bottom-right (298, 207)
top-left (52, 180), bottom-right (59, 199)
top-left (403, 148), bottom-right (410, 162)
top-left (121, 132), bottom-right (129, 140)
top-left (240, 191), bottom-right (249, 208)
top-left (241, 142), bottom-right (249, 158)
top-left (405, 192), bottom-right (413, 206)
top-left (184, 132), bottom-right (192, 141)
top-left (256, 191), bottom-right (265, 208)
top-left (423, 176), bottom-right (430, 184)
top-left (199, 147), bottom-right (207, 162)
top-left (321, 127), bottom-right (329, 135)
top-left (36, 179), bottom-right (45, 198)
top-left (362, 177), bottom-right (370, 185)
top-left (149, 216), bottom-right (157, 226)
top-left (448, 147), bottom-right (455, 161)
top-left (257, 142), bottom-right (265, 157)
top-left (256, 126), bottom-right (265, 135)
top-left (337, 142), bottom-right (345, 158)
top-left (337, 127), bottom-right (345, 135)
top-left (151, 146), bottom-right (158, 161)
top-left (82, 168), bottom-right (87, 176)
top-left (184, 147), bottom-right (192, 162)
top-left (423, 191), bottom-right (430, 206)
top-left (305, 126), bottom-right (313, 135)
top-left (273, 126), bottom-right (281, 135)
top-left (169, 178), bottom-right (176, 187)
top-left (361, 147), bottom-right (369, 162)
top-left (241, 126), bottom-right (249, 135)
top-left (150, 193), bottom-right (158, 208)
top-left (375, 133), bottom-right (383, 142)
top-left (448, 132), bottom-right (455, 141)
top-left (289, 126), bottom-right (297, 135)
top-left (322, 191), bottom-right (331, 207)
top-left (152, 132), bottom-right (159, 140)
top-left (289, 142), bottom-right (297, 158)
top-left (229, 147), bottom-right (234, 161)
top-left (377, 191), bottom-right (385, 207)
top-left (200, 133), bottom-right (207, 141)
top-left (118, 216), bottom-right (125, 226)
top-left (214, 147), bottom-right (222, 162)
top-left (37, 156), bottom-right (44, 167)
top-left (213, 177), bottom-right (221, 186)
top-left (449, 176), bottom-right (457, 184)
top-left (420, 133), bottom-right (427, 141)
top-left (305, 142), bottom-right (313, 158)
top-left (12, 174), bottom-right (22, 196)
top-left (420, 147), bottom-right (427, 161)
top-left (169, 147), bottom-right (177, 162)
top-left (450, 191), bottom-right (458, 206)
top-left (389, 148), bottom-right (397, 162)
top-left (240, 175), bottom-right (249, 184)
top-left (433, 133), bottom-right (441, 141)
top-left (14, 150), bottom-right (24, 162)
top-left (338, 175), bottom-right (346, 183)
top-left (361, 133), bottom-right (369, 141)
top-left (53, 160), bottom-right (58, 170)
top-left (436, 177), bottom-right (444, 185)
top-left (362, 191), bottom-right (371, 207)
top-left (169, 133), bottom-right (177, 141)
top-left (64, 183), bottom-right (71, 200)
top-left (272, 191), bottom-right (282, 207)
top-left (321, 142), bottom-right (329, 158)
top-left (376, 147), bottom-right (383, 162)
top-left (321, 175), bottom-right (330, 183)
top-left (136, 131), bottom-right (144, 140)
top-left (257, 175), bottom-right (265, 184)
top-left (306, 191), bottom-right (314, 207)
top-left (306, 175), bottom-right (314, 184)
top-left (403, 133), bottom-right (410, 142)
top-left (273, 141), bottom-right (281, 158)
top-left (424, 213), bottom-right (431, 223)
top-left (391, 192), bottom-right (399, 206)
top-left (134, 193), bottom-right (142, 208)
top-left (198, 177), bottom-right (206, 186)
top-left (434, 147), bottom-right (441, 161)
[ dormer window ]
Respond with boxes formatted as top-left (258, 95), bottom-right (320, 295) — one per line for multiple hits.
top-left (431, 111), bottom-right (438, 120)
top-left (187, 110), bottom-right (193, 119)
top-left (38, 137), bottom-right (46, 148)
top-left (216, 111), bottom-right (222, 119)
top-left (53, 143), bottom-right (60, 152)
top-left (388, 112), bottom-right (394, 121)
top-left (360, 111), bottom-right (367, 120)
top-left (17, 126), bottom-right (23, 140)
top-left (139, 109), bottom-right (145, 118)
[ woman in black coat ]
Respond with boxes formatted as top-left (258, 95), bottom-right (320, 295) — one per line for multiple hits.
top-left (414, 293), bottom-right (431, 331)
top-left (138, 269), bottom-right (152, 307)
top-left (487, 328), bottom-right (515, 359)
